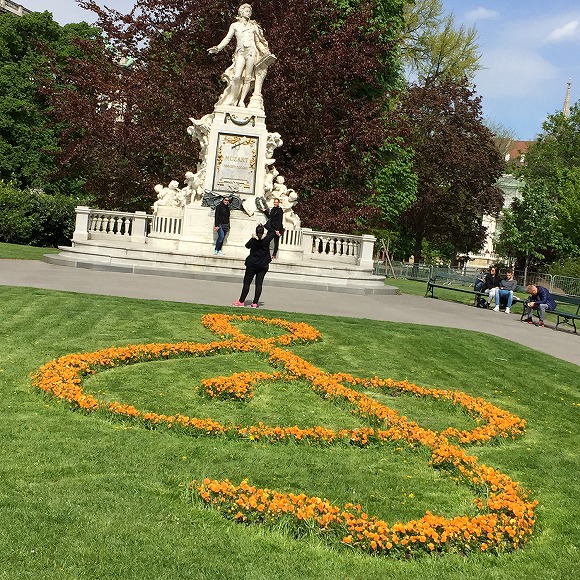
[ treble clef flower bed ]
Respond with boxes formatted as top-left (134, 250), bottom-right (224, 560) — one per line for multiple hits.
top-left (31, 313), bottom-right (537, 557)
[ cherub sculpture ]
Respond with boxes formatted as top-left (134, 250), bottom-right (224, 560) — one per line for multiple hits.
top-left (152, 180), bottom-right (186, 212)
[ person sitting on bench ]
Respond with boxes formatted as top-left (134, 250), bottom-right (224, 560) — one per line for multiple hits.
top-left (482, 265), bottom-right (501, 307)
top-left (524, 284), bottom-right (556, 327)
top-left (493, 269), bottom-right (517, 314)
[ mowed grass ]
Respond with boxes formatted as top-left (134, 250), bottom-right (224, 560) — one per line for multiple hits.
top-left (0, 241), bottom-right (59, 260)
top-left (0, 282), bottom-right (578, 579)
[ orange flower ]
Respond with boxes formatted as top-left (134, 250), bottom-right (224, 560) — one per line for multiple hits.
top-left (32, 312), bottom-right (537, 559)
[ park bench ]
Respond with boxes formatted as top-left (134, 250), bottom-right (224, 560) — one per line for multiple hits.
top-left (520, 293), bottom-right (580, 333)
top-left (425, 272), bottom-right (488, 306)
top-left (425, 272), bottom-right (525, 309)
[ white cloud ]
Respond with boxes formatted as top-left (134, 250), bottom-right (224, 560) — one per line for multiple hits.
top-left (546, 20), bottom-right (579, 42)
top-left (475, 49), bottom-right (559, 99)
top-left (465, 7), bottom-right (499, 22)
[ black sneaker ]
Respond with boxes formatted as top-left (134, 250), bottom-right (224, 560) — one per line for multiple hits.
top-left (526, 318), bottom-right (534, 324)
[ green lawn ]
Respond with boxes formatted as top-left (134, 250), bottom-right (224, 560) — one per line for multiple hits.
top-left (0, 285), bottom-right (578, 579)
top-left (0, 241), bottom-right (59, 260)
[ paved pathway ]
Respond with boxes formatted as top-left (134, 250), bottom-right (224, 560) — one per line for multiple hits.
top-left (1, 259), bottom-right (578, 366)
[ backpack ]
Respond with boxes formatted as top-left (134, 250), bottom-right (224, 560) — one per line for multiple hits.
top-left (474, 278), bottom-right (488, 308)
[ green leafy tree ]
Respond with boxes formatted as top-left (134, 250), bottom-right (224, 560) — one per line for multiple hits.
top-left (549, 257), bottom-right (580, 279)
top-left (366, 138), bottom-right (417, 229)
top-left (42, 0), bottom-right (408, 233)
top-left (555, 166), bottom-right (580, 252)
top-left (494, 184), bottom-right (560, 282)
top-left (518, 101), bottom-right (580, 259)
top-left (401, 0), bottom-right (482, 82)
top-left (522, 102), bottom-right (580, 187)
top-left (0, 11), bottom-right (97, 193)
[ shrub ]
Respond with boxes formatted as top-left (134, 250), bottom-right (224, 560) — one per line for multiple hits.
top-left (549, 259), bottom-right (580, 279)
top-left (0, 181), bottom-right (79, 247)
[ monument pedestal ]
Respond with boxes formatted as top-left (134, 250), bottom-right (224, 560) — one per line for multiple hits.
top-left (175, 204), bottom-right (270, 259)
top-left (146, 100), bottom-right (301, 259)
top-left (202, 105), bottom-right (270, 217)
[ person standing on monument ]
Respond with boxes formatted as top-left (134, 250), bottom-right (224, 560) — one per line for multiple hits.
top-left (232, 223), bottom-right (277, 308)
top-left (266, 198), bottom-right (284, 259)
top-left (214, 197), bottom-right (231, 255)
top-left (208, 4), bottom-right (270, 107)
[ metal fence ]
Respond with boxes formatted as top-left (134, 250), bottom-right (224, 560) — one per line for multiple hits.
top-left (373, 261), bottom-right (580, 297)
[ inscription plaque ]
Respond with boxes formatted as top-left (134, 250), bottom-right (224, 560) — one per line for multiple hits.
top-left (213, 133), bottom-right (258, 195)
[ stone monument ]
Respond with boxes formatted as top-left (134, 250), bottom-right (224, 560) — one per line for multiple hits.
top-left (148, 3), bottom-right (301, 259)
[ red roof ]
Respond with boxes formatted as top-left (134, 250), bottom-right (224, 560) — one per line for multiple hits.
top-left (508, 140), bottom-right (532, 162)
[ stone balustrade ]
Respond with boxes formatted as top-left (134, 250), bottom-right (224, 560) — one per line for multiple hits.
top-left (301, 229), bottom-right (375, 269)
top-left (150, 207), bottom-right (183, 239)
top-left (73, 207), bottom-right (150, 244)
top-left (72, 207), bottom-right (375, 268)
top-left (0, 0), bottom-right (32, 16)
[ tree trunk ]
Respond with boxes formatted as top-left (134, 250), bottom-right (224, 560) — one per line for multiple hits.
top-left (412, 235), bottom-right (423, 277)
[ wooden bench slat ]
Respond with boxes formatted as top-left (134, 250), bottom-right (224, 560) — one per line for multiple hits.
top-left (426, 274), bottom-right (525, 312)
top-left (425, 274), bottom-right (496, 307)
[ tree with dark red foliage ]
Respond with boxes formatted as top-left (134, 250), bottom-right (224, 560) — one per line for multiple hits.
top-left (387, 78), bottom-right (505, 264)
top-left (42, 0), bottom-right (405, 231)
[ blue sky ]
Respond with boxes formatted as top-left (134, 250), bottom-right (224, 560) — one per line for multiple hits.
top-left (20, 1), bottom-right (580, 141)
top-left (443, 1), bottom-right (580, 140)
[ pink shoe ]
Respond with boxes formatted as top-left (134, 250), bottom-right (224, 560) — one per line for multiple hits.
top-left (251, 303), bottom-right (258, 308)
top-left (232, 300), bottom-right (244, 307)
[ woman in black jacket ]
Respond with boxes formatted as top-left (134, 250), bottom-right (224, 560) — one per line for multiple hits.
top-left (482, 265), bottom-right (501, 306)
top-left (232, 223), bottom-right (278, 308)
